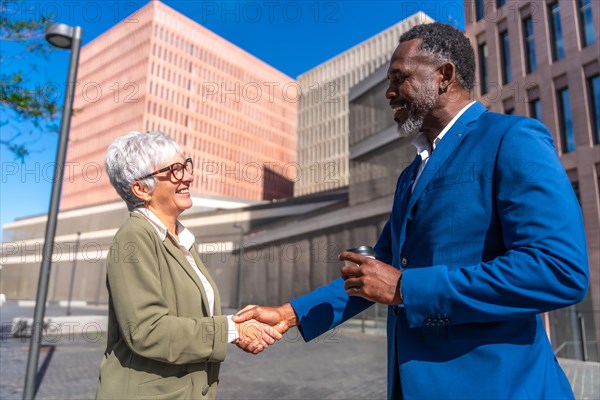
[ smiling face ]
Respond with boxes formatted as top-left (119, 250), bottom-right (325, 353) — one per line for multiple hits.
top-left (146, 155), bottom-right (194, 222)
top-left (386, 39), bottom-right (444, 138)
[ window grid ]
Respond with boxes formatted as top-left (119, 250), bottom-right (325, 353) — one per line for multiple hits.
top-left (478, 43), bottom-right (489, 95)
top-left (529, 98), bottom-right (542, 121)
top-left (499, 30), bottom-right (512, 84)
top-left (549, 2), bottom-right (565, 61)
top-left (523, 17), bottom-right (537, 74)
top-left (578, 0), bottom-right (596, 47)
top-left (589, 75), bottom-right (600, 145)
top-left (476, 0), bottom-right (485, 21)
top-left (557, 87), bottom-right (575, 153)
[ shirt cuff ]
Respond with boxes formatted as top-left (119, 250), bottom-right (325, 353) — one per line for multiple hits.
top-left (399, 273), bottom-right (404, 303)
top-left (226, 315), bottom-right (239, 343)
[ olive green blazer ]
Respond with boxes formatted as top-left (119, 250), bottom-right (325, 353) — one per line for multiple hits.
top-left (96, 213), bottom-right (229, 399)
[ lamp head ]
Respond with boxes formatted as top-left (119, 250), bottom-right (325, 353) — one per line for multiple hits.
top-left (45, 23), bottom-right (74, 48)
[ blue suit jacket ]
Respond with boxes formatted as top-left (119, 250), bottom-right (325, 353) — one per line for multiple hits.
top-left (290, 102), bottom-right (588, 399)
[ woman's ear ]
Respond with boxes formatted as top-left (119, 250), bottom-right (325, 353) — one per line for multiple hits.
top-left (131, 181), bottom-right (150, 202)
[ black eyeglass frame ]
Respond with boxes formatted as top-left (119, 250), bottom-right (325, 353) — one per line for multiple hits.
top-left (139, 157), bottom-right (193, 181)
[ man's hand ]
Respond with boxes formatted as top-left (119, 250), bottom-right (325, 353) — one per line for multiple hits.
top-left (339, 251), bottom-right (403, 305)
top-left (233, 303), bottom-right (298, 343)
top-left (235, 318), bottom-right (282, 354)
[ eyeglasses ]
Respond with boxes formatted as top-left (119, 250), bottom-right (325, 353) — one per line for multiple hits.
top-left (140, 158), bottom-right (193, 181)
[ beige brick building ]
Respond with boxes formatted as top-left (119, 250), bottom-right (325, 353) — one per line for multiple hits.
top-left (60, 0), bottom-right (297, 210)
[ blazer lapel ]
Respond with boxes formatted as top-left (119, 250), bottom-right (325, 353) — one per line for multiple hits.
top-left (407, 102), bottom-right (486, 212)
top-left (163, 238), bottom-right (212, 316)
top-left (191, 246), bottom-right (222, 316)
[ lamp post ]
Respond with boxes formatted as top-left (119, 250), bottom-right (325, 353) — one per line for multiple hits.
top-left (66, 231), bottom-right (81, 316)
top-left (23, 23), bottom-right (82, 400)
top-left (233, 223), bottom-right (245, 309)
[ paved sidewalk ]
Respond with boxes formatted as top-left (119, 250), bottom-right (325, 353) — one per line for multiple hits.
top-left (1, 326), bottom-right (387, 400)
top-left (1, 302), bottom-right (598, 399)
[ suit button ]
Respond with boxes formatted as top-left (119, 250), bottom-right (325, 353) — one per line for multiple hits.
top-left (202, 385), bottom-right (210, 396)
top-left (401, 257), bottom-right (408, 267)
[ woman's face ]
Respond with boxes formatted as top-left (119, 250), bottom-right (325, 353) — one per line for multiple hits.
top-left (147, 155), bottom-right (194, 221)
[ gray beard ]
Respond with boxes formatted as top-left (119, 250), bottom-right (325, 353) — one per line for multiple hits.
top-left (396, 84), bottom-right (437, 138)
top-left (397, 114), bottom-right (424, 138)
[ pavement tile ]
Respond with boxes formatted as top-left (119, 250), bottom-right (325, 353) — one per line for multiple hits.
top-left (1, 303), bottom-right (598, 400)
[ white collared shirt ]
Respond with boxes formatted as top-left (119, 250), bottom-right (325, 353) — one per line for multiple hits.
top-left (134, 207), bottom-right (238, 343)
top-left (411, 101), bottom-right (476, 192)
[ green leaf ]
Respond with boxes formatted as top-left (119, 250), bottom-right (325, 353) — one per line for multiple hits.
top-left (1, 0), bottom-right (57, 160)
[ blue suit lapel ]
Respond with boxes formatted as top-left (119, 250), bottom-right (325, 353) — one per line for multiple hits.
top-left (407, 102), bottom-right (487, 213)
top-left (400, 156), bottom-right (421, 207)
top-left (395, 156), bottom-right (421, 255)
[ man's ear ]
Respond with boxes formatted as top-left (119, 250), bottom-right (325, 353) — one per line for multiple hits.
top-left (131, 181), bottom-right (150, 202)
top-left (438, 62), bottom-right (456, 93)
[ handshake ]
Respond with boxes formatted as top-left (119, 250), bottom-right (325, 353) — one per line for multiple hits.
top-left (232, 303), bottom-right (297, 354)
top-left (230, 249), bottom-right (404, 354)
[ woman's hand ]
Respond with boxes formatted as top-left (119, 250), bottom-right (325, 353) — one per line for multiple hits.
top-left (234, 309), bottom-right (283, 354)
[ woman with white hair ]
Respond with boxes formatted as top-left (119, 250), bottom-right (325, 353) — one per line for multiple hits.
top-left (96, 131), bottom-right (279, 399)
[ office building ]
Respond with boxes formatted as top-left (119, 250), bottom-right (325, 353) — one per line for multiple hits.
top-left (1, 1), bottom-right (297, 305)
top-left (0, 10), bottom-right (429, 317)
top-left (466, 0), bottom-right (599, 361)
top-left (294, 12), bottom-right (434, 196)
top-left (60, 0), bottom-right (297, 211)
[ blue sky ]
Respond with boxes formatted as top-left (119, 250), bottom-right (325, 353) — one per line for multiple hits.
top-left (0, 0), bottom-right (465, 240)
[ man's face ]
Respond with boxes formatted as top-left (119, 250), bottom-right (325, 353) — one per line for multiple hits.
top-left (386, 39), bottom-right (442, 137)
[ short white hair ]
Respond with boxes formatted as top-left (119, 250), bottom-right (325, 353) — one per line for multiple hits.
top-left (105, 131), bottom-right (185, 211)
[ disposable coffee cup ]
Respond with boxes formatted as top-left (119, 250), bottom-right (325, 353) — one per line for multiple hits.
top-left (345, 245), bottom-right (376, 266)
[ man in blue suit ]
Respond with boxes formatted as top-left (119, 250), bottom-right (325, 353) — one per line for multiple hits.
top-left (234, 22), bottom-right (588, 399)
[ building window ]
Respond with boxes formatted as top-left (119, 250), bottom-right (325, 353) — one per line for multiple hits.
top-left (548, 2), bottom-right (565, 61)
top-left (497, 0), bottom-right (506, 7)
top-left (578, 0), bottom-right (596, 47)
top-left (571, 181), bottom-right (581, 205)
top-left (523, 17), bottom-right (537, 73)
top-left (503, 98), bottom-right (514, 115)
top-left (557, 87), bottom-right (575, 153)
top-left (476, 0), bottom-right (485, 21)
top-left (529, 98), bottom-right (542, 120)
top-left (597, 164), bottom-right (600, 200)
top-left (589, 75), bottom-right (600, 144)
top-left (478, 43), bottom-right (489, 95)
top-left (499, 30), bottom-right (512, 84)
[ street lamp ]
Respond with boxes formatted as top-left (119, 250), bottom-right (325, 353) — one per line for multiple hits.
top-left (23, 23), bottom-right (82, 400)
top-left (233, 223), bottom-right (245, 309)
top-left (66, 231), bottom-right (81, 316)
